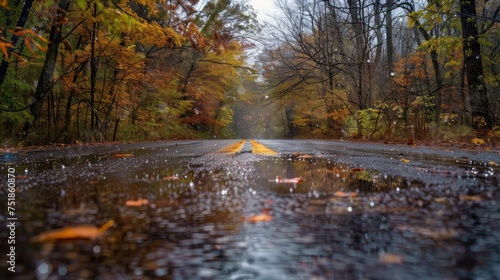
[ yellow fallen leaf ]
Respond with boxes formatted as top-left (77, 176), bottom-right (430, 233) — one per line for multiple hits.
top-left (400, 158), bottom-right (411, 163)
top-left (471, 138), bottom-right (485, 145)
top-left (125, 199), bottom-right (149, 206)
top-left (31, 220), bottom-right (114, 242)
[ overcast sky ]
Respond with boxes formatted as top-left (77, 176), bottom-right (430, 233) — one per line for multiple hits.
top-left (248, 0), bottom-right (280, 23)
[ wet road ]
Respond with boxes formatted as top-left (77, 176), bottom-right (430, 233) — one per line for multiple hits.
top-left (1, 139), bottom-right (500, 279)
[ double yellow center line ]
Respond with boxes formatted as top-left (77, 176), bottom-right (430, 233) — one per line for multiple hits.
top-left (217, 140), bottom-right (277, 155)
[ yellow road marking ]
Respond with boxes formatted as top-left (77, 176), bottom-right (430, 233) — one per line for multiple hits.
top-left (217, 140), bottom-right (278, 155)
top-left (250, 140), bottom-right (278, 155)
top-left (217, 140), bottom-right (246, 153)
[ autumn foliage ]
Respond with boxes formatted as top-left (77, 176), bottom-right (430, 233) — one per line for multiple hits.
top-left (0, 0), bottom-right (259, 144)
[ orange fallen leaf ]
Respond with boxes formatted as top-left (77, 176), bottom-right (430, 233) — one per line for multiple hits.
top-left (244, 209), bottom-right (273, 223)
top-left (273, 177), bottom-right (303, 183)
top-left (379, 253), bottom-right (404, 264)
top-left (30, 220), bottom-right (114, 242)
top-left (334, 191), bottom-right (358, 197)
top-left (162, 175), bottom-right (179, 181)
top-left (125, 199), bottom-right (149, 207)
top-left (349, 167), bottom-right (364, 172)
top-left (113, 153), bottom-right (133, 157)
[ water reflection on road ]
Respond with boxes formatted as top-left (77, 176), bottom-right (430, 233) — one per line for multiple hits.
top-left (1, 142), bottom-right (499, 279)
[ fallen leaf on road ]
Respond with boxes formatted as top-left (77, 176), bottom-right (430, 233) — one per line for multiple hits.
top-left (460, 195), bottom-right (482, 202)
top-left (297, 154), bottom-right (314, 159)
top-left (113, 153), bottom-right (134, 157)
top-left (471, 138), bottom-right (485, 145)
top-left (400, 158), bottom-right (411, 163)
top-left (379, 253), bottom-right (404, 264)
top-left (31, 220), bottom-right (114, 242)
top-left (243, 208), bottom-right (272, 222)
top-left (125, 199), bottom-right (149, 206)
top-left (349, 167), bottom-right (364, 172)
top-left (334, 191), bottom-right (358, 197)
top-left (162, 175), bottom-right (179, 181)
top-left (273, 177), bottom-right (303, 183)
top-left (395, 224), bottom-right (456, 239)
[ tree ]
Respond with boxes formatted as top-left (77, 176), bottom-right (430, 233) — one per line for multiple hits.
top-left (460, 0), bottom-right (494, 127)
top-left (29, 0), bottom-right (71, 134)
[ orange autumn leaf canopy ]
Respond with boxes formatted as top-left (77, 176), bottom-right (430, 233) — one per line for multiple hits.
top-left (30, 220), bottom-right (115, 242)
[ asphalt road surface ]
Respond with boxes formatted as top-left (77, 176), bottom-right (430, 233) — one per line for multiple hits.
top-left (1, 139), bottom-right (500, 279)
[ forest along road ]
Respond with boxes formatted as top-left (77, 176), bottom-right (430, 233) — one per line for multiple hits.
top-left (1, 140), bottom-right (500, 279)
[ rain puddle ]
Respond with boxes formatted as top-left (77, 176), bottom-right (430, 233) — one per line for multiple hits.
top-left (1, 145), bottom-right (499, 279)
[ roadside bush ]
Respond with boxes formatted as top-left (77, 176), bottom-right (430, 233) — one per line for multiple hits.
top-left (427, 122), bottom-right (473, 142)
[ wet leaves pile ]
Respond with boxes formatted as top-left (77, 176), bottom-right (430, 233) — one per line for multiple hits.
top-left (1, 143), bottom-right (500, 279)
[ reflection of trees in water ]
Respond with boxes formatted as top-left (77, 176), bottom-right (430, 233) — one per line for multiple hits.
top-left (255, 157), bottom-right (423, 195)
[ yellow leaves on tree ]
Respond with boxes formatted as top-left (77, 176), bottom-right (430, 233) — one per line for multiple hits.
top-left (30, 220), bottom-right (115, 242)
top-left (139, 21), bottom-right (185, 48)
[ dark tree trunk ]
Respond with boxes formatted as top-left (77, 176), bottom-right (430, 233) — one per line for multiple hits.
top-left (30, 0), bottom-right (71, 126)
top-left (460, 0), bottom-right (494, 127)
top-left (386, 0), bottom-right (394, 75)
top-left (90, 2), bottom-right (98, 132)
